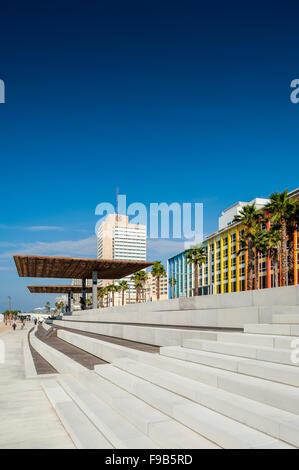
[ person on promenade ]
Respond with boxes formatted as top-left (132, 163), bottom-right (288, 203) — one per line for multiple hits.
top-left (80, 296), bottom-right (86, 310)
top-left (12, 321), bottom-right (16, 331)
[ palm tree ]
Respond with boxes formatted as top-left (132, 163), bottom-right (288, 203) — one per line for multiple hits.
top-left (185, 246), bottom-right (207, 296)
top-left (287, 202), bottom-right (299, 285)
top-left (97, 287), bottom-right (105, 307)
top-left (233, 204), bottom-right (261, 291)
top-left (2, 309), bottom-right (9, 323)
top-left (265, 191), bottom-right (297, 286)
top-left (151, 261), bottom-right (166, 301)
top-left (131, 271), bottom-right (147, 302)
top-left (108, 284), bottom-right (118, 307)
top-left (264, 226), bottom-right (282, 288)
top-left (119, 280), bottom-right (129, 306)
top-left (169, 277), bottom-right (177, 299)
top-left (105, 285), bottom-right (112, 307)
top-left (114, 284), bottom-right (122, 306)
top-left (251, 230), bottom-right (268, 289)
top-left (55, 301), bottom-right (64, 314)
top-left (45, 301), bottom-right (51, 313)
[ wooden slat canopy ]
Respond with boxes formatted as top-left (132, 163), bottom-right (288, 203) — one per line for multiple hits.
top-left (27, 285), bottom-right (93, 294)
top-left (14, 255), bottom-right (153, 279)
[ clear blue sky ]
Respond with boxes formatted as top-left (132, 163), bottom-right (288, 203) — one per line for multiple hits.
top-left (0, 1), bottom-right (299, 311)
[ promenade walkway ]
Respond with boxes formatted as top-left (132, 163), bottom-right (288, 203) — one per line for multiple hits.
top-left (0, 326), bottom-right (74, 448)
top-left (0, 322), bottom-right (11, 335)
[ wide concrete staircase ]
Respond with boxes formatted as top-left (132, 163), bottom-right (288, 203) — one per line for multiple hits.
top-left (31, 307), bottom-right (299, 449)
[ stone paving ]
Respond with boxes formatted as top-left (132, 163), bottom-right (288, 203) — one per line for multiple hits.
top-left (36, 325), bottom-right (108, 370)
top-left (28, 327), bottom-right (57, 375)
top-left (0, 327), bottom-right (74, 449)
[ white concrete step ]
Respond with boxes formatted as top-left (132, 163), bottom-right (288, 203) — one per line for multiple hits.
top-left (57, 374), bottom-right (157, 448)
top-left (182, 338), bottom-right (297, 367)
top-left (272, 314), bottom-right (299, 324)
top-left (54, 327), bottom-right (299, 415)
top-left (111, 357), bottom-right (299, 447)
top-left (213, 331), bottom-right (298, 349)
top-left (72, 368), bottom-right (218, 449)
top-left (244, 323), bottom-right (299, 336)
top-left (126, 351), bottom-right (299, 416)
top-left (161, 345), bottom-right (299, 387)
top-left (55, 320), bottom-right (210, 348)
top-left (94, 363), bottom-right (292, 448)
top-left (41, 379), bottom-right (112, 449)
top-left (57, 328), bottom-right (155, 363)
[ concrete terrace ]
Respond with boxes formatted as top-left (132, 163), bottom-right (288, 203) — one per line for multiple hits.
top-left (1, 285), bottom-right (299, 449)
top-left (0, 326), bottom-right (74, 449)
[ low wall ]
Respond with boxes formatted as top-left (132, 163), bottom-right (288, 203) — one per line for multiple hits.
top-left (30, 328), bottom-right (86, 375)
top-left (63, 286), bottom-right (299, 329)
top-left (54, 320), bottom-right (222, 347)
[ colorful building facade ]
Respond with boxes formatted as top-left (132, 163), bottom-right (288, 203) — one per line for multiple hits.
top-left (168, 189), bottom-right (299, 298)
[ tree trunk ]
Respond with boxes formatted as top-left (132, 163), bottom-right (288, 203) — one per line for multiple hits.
top-left (136, 288), bottom-right (139, 303)
top-left (172, 284), bottom-right (174, 299)
top-left (156, 276), bottom-right (160, 301)
top-left (276, 245), bottom-right (281, 288)
top-left (194, 262), bottom-right (199, 296)
top-left (281, 218), bottom-right (288, 286)
top-left (274, 254), bottom-right (278, 288)
top-left (255, 249), bottom-right (259, 290)
top-left (122, 290), bottom-right (124, 306)
top-left (288, 228), bottom-right (295, 285)
top-left (247, 238), bottom-right (254, 290)
top-left (112, 292), bottom-right (114, 307)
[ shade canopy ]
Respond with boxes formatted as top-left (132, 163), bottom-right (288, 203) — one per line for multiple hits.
top-left (27, 285), bottom-right (93, 294)
top-left (14, 255), bottom-right (153, 279)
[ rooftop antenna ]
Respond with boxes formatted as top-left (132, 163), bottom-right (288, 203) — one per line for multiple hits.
top-left (116, 187), bottom-right (119, 223)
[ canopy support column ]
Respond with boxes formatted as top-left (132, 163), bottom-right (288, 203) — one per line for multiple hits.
top-left (92, 270), bottom-right (98, 309)
top-left (82, 278), bottom-right (86, 310)
top-left (68, 292), bottom-right (71, 312)
top-left (68, 290), bottom-right (73, 313)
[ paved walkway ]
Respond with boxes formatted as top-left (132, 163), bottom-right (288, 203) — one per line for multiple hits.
top-left (36, 325), bottom-right (107, 370)
top-left (28, 327), bottom-right (58, 375)
top-left (0, 327), bottom-right (74, 448)
top-left (0, 322), bottom-right (12, 335)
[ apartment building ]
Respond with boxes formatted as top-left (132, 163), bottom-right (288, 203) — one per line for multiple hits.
top-left (97, 213), bottom-right (147, 304)
top-left (145, 272), bottom-right (168, 302)
top-left (168, 189), bottom-right (299, 298)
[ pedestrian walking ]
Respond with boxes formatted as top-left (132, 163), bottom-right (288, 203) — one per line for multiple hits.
top-left (12, 321), bottom-right (16, 331)
top-left (80, 296), bottom-right (86, 310)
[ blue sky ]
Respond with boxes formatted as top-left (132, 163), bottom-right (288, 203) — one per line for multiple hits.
top-left (0, 1), bottom-right (299, 311)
